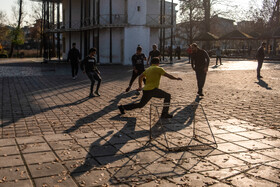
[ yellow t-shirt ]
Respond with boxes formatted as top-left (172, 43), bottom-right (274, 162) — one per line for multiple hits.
top-left (143, 65), bottom-right (166, 91)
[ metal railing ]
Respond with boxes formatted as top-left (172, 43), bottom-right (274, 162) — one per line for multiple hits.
top-left (146, 14), bottom-right (174, 27)
top-left (45, 14), bottom-right (128, 32)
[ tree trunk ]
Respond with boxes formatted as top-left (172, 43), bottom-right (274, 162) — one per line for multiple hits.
top-left (189, 7), bottom-right (193, 44)
top-left (9, 0), bottom-right (23, 58)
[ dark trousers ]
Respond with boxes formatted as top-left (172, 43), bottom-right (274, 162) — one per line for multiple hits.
top-left (71, 62), bottom-right (79, 77)
top-left (129, 69), bottom-right (146, 87)
top-left (216, 56), bottom-right (222, 65)
top-left (86, 71), bottom-right (102, 93)
top-left (195, 70), bottom-right (207, 94)
top-left (257, 59), bottom-right (263, 77)
top-left (123, 88), bottom-right (171, 115)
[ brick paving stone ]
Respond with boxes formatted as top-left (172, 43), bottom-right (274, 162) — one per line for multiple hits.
top-left (226, 173), bottom-right (278, 187)
top-left (19, 142), bottom-right (52, 154)
top-left (0, 155), bottom-right (24, 168)
top-left (23, 152), bottom-right (57, 165)
top-left (0, 166), bottom-right (29, 181)
top-left (0, 146), bottom-right (20, 156)
top-left (28, 162), bottom-right (66, 178)
top-left (33, 175), bottom-right (78, 187)
top-left (0, 179), bottom-right (33, 187)
top-left (73, 169), bottom-right (111, 186)
top-left (0, 139), bottom-right (16, 147)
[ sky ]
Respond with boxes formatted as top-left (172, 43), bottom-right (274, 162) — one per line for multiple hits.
top-left (0, 0), bottom-right (262, 25)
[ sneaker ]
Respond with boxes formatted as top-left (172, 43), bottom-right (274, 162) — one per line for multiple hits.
top-left (125, 86), bottom-right (131, 92)
top-left (199, 93), bottom-right (204, 96)
top-left (89, 93), bottom-right (94, 98)
top-left (94, 91), bottom-right (100, 96)
top-left (72, 77), bottom-right (76, 80)
top-left (257, 75), bottom-right (263, 78)
top-left (161, 114), bottom-right (173, 119)
top-left (118, 105), bottom-right (125, 114)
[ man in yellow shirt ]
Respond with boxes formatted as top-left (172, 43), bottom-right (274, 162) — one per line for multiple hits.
top-left (118, 57), bottom-right (182, 118)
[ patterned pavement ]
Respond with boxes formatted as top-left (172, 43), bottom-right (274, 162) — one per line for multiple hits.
top-left (0, 58), bottom-right (279, 186)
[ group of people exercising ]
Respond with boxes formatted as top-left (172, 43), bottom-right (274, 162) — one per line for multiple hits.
top-left (67, 42), bottom-right (266, 118)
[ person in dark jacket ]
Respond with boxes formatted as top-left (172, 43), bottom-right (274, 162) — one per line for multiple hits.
top-left (126, 46), bottom-right (147, 94)
top-left (191, 43), bottom-right (210, 96)
top-left (80, 48), bottom-right (101, 98)
top-left (147, 44), bottom-right (161, 65)
top-left (256, 42), bottom-right (266, 78)
top-left (67, 43), bottom-right (81, 80)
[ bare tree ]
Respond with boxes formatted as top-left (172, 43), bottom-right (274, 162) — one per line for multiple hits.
top-left (179, 0), bottom-right (204, 44)
top-left (29, 2), bottom-right (44, 56)
top-left (9, 0), bottom-right (25, 58)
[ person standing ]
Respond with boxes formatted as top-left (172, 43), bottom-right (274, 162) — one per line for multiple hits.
top-left (80, 48), bottom-right (102, 98)
top-left (175, 46), bottom-right (181, 60)
top-left (147, 44), bottom-right (161, 65)
top-left (118, 57), bottom-right (182, 118)
top-left (67, 43), bottom-right (81, 80)
top-left (256, 42), bottom-right (266, 78)
top-left (191, 43), bottom-right (210, 97)
top-left (126, 46), bottom-right (147, 93)
top-left (186, 44), bottom-right (192, 64)
top-left (215, 46), bottom-right (222, 65)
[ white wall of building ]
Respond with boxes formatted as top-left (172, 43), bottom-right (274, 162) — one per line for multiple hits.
top-left (124, 27), bottom-right (150, 65)
top-left (127, 0), bottom-right (147, 25)
top-left (61, 0), bottom-right (175, 65)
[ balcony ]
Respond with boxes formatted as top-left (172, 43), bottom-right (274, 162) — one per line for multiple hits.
top-left (45, 14), bottom-right (128, 33)
top-left (146, 14), bottom-right (175, 28)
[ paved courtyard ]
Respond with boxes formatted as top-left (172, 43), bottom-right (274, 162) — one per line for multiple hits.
top-left (0, 58), bottom-right (279, 186)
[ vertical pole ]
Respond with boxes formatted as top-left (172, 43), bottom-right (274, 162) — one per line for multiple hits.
top-left (160, 0), bottom-right (163, 59)
top-left (69, 0), bottom-right (72, 54)
top-left (93, 0), bottom-right (96, 24)
top-left (97, 0), bottom-right (100, 63)
top-left (41, 1), bottom-right (44, 58)
top-left (170, 0), bottom-right (174, 63)
top-left (52, 1), bottom-right (55, 59)
top-left (163, 0), bottom-right (165, 61)
top-left (57, 0), bottom-right (61, 62)
top-left (47, 0), bottom-right (50, 60)
top-left (80, 0), bottom-right (83, 57)
top-left (110, 0), bottom-right (113, 63)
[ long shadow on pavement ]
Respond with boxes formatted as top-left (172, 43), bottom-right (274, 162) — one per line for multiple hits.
top-left (70, 96), bottom-right (216, 185)
top-left (63, 92), bottom-right (136, 133)
top-left (255, 78), bottom-right (272, 90)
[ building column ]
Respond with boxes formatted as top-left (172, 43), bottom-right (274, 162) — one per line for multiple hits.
top-left (57, 0), bottom-right (61, 62)
top-left (109, 0), bottom-right (112, 63)
top-left (170, 0), bottom-right (174, 63)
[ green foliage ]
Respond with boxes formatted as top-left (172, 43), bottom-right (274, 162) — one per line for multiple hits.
top-left (9, 27), bottom-right (25, 46)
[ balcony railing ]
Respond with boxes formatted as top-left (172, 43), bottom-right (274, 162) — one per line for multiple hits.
top-left (146, 14), bottom-right (175, 27)
top-left (45, 14), bottom-right (128, 32)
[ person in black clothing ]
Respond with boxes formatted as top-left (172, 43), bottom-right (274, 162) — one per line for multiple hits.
top-left (67, 43), bottom-right (81, 80)
top-left (126, 46), bottom-right (147, 93)
top-left (191, 43), bottom-right (210, 97)
top-left (256, 42), bottom-right (266, 78)
top-left (147, 44), bottom-right (161, 65)
top-left (175, 46), bottom-right (181, 60)
top-left (80, 48), bottom-right (101, 98)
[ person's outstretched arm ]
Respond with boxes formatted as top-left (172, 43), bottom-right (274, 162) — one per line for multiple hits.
top-left (163, 72), bottom-right (182, 80)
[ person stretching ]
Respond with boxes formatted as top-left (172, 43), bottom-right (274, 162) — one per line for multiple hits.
top-left (118, 57), bottom-right (182, 118)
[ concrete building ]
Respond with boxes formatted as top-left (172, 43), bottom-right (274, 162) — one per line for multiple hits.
top-left (32, 0), bottom-right (176, 65)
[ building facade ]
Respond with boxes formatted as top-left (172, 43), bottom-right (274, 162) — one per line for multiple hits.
top-left (33, 0), bottom-right (176, 65)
